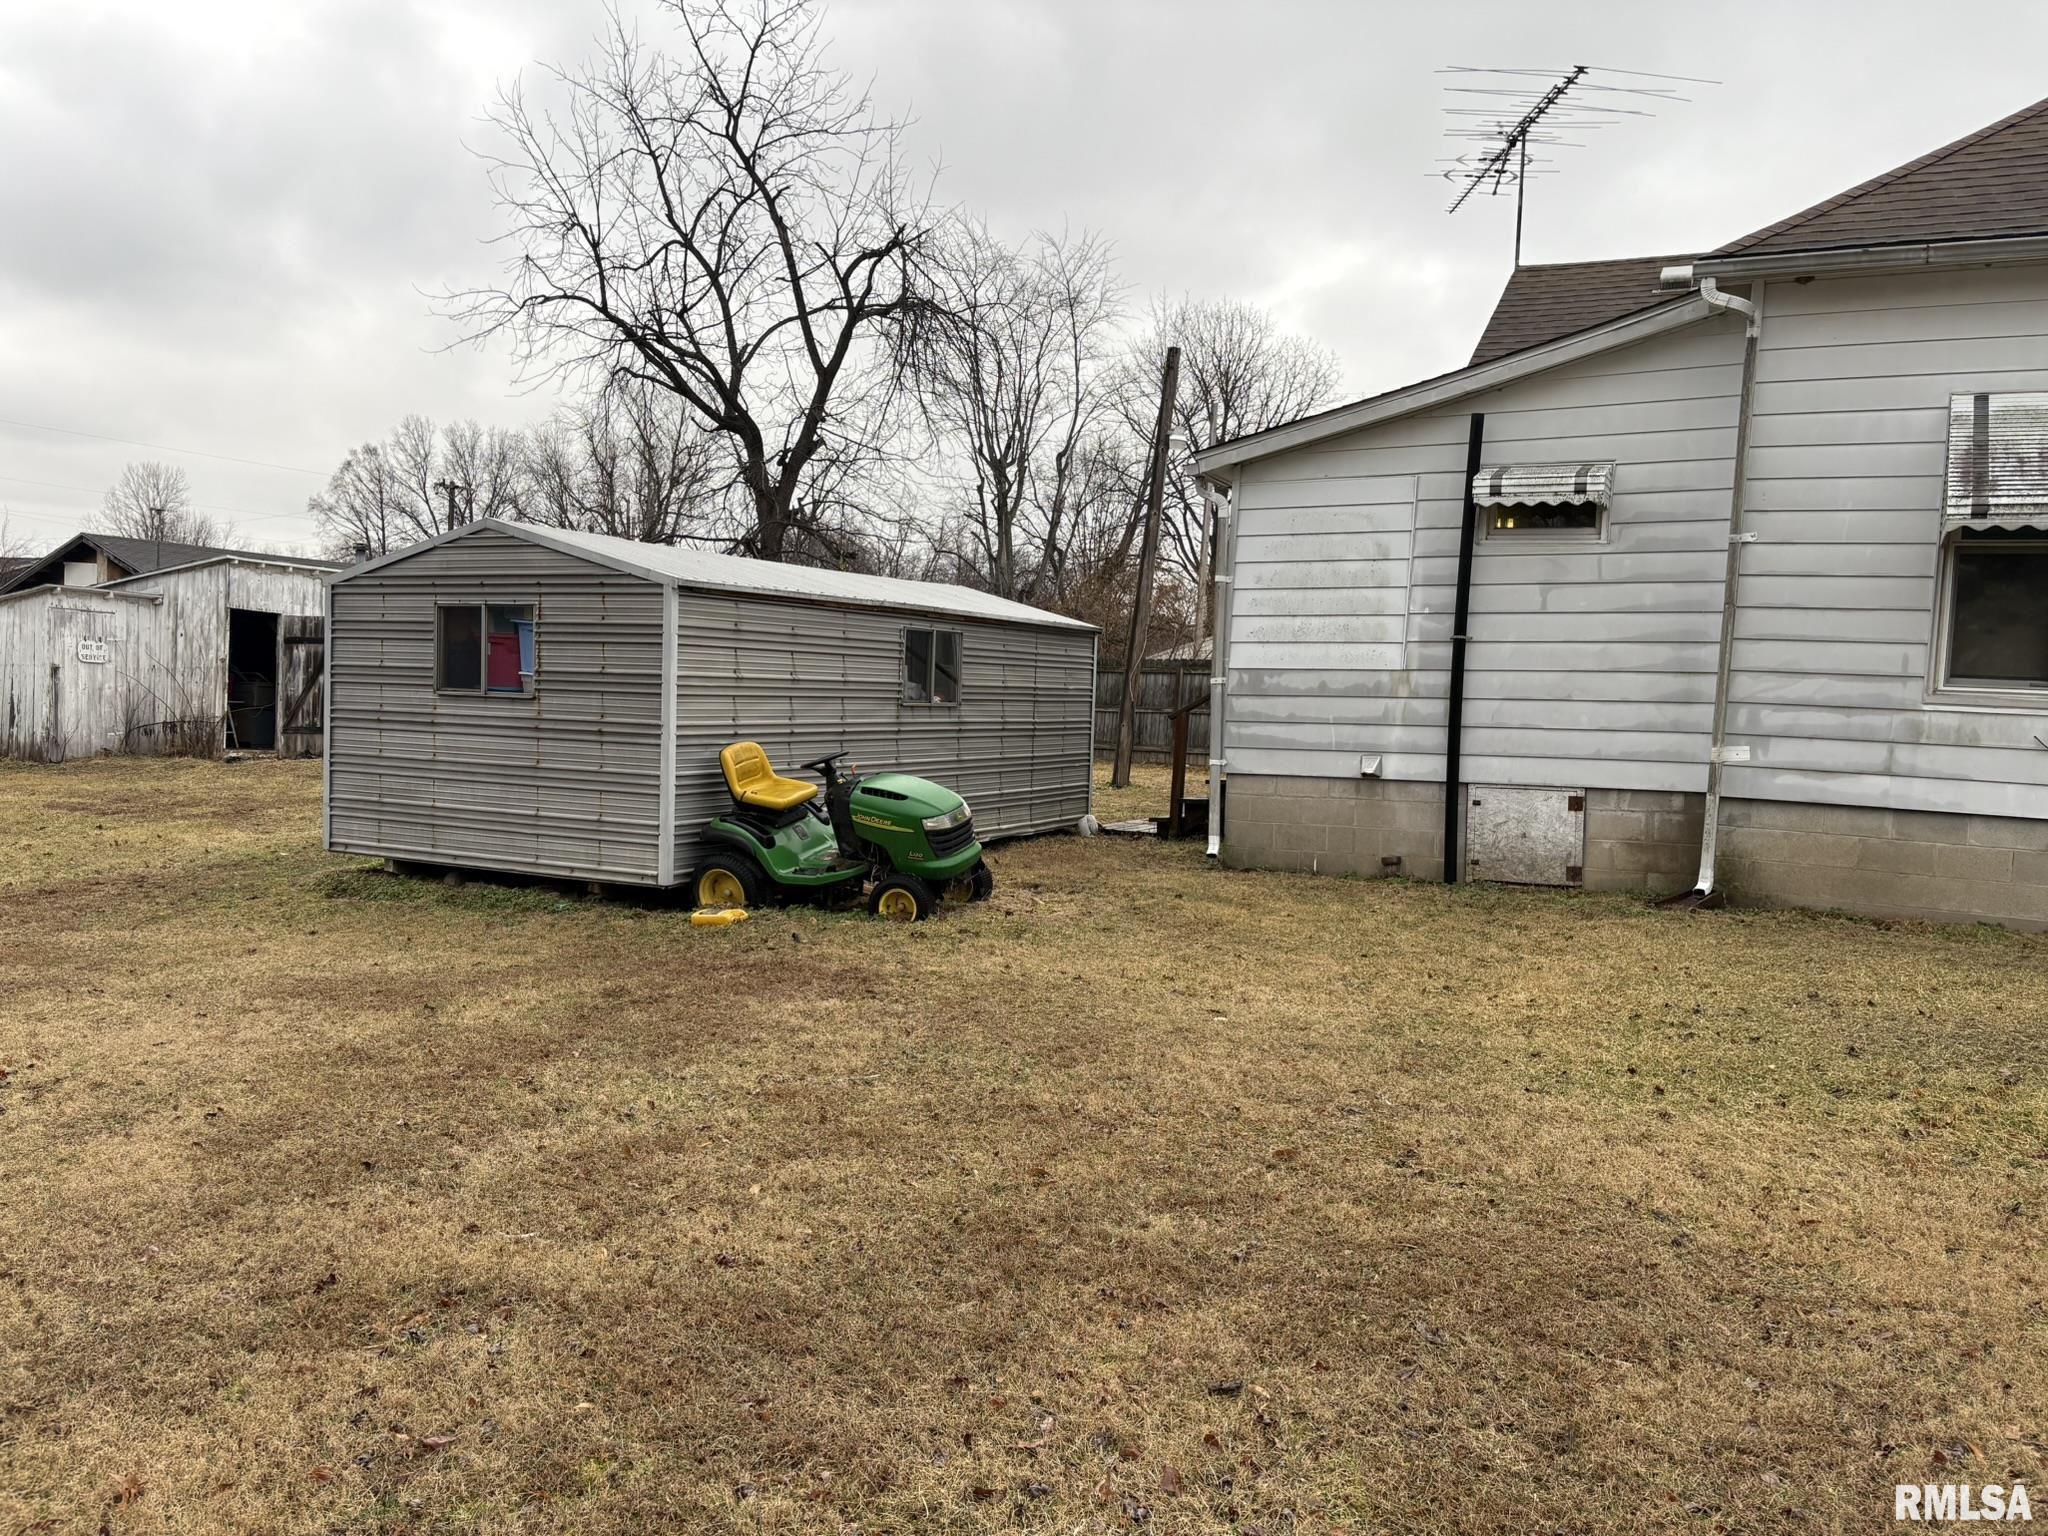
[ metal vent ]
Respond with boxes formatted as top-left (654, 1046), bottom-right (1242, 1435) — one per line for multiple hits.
top-left (1944, 392), bottom-right (2048, 528)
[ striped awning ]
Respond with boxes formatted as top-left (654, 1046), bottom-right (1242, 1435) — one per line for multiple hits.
top-left (1471, 461), bottom-right (1614, 509)
top-left (1945, 392), bottom-right (2048, 529)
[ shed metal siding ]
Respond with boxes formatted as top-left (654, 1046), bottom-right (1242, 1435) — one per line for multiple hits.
top-left (326, 527), bottom-right (668, 882)
top-left (1728, 262), bottom-right (2048, 818)
top-left (670, 591), bottom-right (1094, 877)
top-left (1226, 313), bottom-right (1747, 791)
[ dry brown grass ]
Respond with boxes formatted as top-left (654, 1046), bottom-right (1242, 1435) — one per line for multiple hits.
top-left (3, 756), bottom-right (2046, 1535)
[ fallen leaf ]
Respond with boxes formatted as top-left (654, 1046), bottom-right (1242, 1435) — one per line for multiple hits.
top-left (1160, 1465), bottom-right (1184, 1495)
top-left (1203, 1431), bottom-right (1223, 1451)
top-left (418, 1433), bottom-right (457, 1452)
top-left (309, 1466), bottom-right (334, 1484)
top-left (1207, 1381), bottom-right (1243, 1397)
top-left (1013, 1414), bottom-right (1057, 1450)
top-left (969, 1486), bottom-right (996, 1503)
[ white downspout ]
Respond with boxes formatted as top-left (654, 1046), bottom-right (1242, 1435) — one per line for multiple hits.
top-left (1664, 268), bottom-right (1761, 903)
top-left (1204, 479), bottom-right (1232, 858)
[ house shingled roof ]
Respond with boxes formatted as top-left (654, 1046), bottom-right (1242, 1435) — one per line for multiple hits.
top-left (1468, 255), bottom-right (1689, 367)
top-left (1713, 93), bottom-right (2048, 257)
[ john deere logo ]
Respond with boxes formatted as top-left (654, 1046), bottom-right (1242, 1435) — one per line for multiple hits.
top-left (852, 812), bottom-right (896, 831)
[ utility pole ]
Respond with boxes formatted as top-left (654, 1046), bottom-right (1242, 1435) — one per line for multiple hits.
top-left (1112, 344), bottom-right (1180, 790)
top-left (433, 478), bottom-right (473, 530)
top-left (147, 504), bottom-right (165, 574)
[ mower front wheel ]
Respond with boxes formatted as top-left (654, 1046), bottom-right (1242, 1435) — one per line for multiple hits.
top-left (693, 853), bottom-right (764, 911)
top-left (868, 873), bottom-right (937, 922)
top-left (945, 862), bottom-right (995, 904)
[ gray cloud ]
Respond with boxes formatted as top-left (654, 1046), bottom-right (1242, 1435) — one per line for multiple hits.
top-left (3, 0), bottom-right (2046, 551)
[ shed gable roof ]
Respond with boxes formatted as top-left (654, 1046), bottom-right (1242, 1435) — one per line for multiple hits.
top-left (1469, 255), bottom-right (1690, 366)
top-left (1714, 93), bottom-right (2048, 258)
top-left (338, 521), bottom-right (1096, 632)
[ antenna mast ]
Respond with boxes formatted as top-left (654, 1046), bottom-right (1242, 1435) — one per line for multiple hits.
top-left (1436, 65), bottom-right (1716, 264)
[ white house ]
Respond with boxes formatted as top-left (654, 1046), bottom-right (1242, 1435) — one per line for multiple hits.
top-left (1194, 96), bottom-right (2048, 928)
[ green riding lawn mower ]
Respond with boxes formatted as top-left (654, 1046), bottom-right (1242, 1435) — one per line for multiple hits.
top-left (690, 741), bottom-right (994, 921)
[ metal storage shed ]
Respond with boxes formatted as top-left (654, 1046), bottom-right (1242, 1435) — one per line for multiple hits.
top-left (324, 520), bottom-right (1098, 886)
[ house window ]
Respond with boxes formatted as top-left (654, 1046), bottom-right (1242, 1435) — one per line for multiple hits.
top-left (1488, 500), bottom-right (1600, 533)
top-left (903, 626), bottom-right (961, 705)
top-left (437, 602), bottom-right (536, 695)
top-left (1940, 528), bottom-right (2048, 692)
top-left (1472, 461), bottom-right (1613, 540)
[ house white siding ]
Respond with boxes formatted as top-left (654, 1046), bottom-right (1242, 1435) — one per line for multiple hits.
top-left (1225, 312), bottom-right (1748, 791)
top-left (1729, 262), bottom-right (2048, 820)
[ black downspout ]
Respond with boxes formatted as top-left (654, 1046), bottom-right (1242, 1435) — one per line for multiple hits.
top-left (1443, 413), bottom-right (1485, 883)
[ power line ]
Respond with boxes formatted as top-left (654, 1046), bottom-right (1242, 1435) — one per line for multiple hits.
top-left (0, 416), bottom-right (329, 477)
top-left (0, 473), bottom-right (319, 527)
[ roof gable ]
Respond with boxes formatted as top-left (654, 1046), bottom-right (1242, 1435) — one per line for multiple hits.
top-left (1470, 255), bottom-right (1690, 366)
top-left (1715, 93), bottom-right (2048, 258)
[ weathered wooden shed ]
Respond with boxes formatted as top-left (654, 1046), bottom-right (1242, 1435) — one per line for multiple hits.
top-left (323, 520), bottom-right (1097, 887)
top-left (0, 554), bottom-right (331, 761)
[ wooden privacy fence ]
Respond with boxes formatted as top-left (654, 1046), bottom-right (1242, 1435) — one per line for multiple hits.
top-left (1095, 660), bottom-right (1210, 763)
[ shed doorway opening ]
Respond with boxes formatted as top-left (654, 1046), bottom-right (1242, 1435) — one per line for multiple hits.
top-left (227, 608), bottom-right (279, 751)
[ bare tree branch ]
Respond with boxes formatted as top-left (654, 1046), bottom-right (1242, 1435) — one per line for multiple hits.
top-left (443, 0), bottom-right (942, 562)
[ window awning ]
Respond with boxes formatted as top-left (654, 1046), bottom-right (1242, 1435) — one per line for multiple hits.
top-left (1471, 461), bottom-right (1615, 509)
top-left (1945, 392), bottom-right (2048, 529)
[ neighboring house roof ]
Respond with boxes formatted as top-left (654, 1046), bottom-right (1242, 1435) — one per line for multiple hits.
top-left (338, 520), bottom-right (1099, 632)
top-left (1715, 93), bottom-right (2048, 257)
top-left (1469, 255), bottom-right (1691, 366)
top-left (0, 531), bottom-right (338, 594)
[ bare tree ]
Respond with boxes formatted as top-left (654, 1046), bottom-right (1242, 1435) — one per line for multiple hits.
top-left (310, 416), bottom-right (529, 557)
top-left (907, 220), bottom-right (1123, 602)
top-left (308, 443), bottom-right (407, 558)
top-left (100, 461), bottom-right (223, 546)
top-left (1117, 298), bottom-right (1343, 643)
top-left (525, 380), bottom-right (721, 543)
top-left (447, 0), bottom-right (941, 563)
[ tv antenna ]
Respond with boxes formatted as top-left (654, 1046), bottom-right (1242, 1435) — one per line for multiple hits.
top-left (1435, 64), bottom-right (1718, 264)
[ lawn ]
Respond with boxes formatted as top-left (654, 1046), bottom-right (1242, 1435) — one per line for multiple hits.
top-left (3, 756), bottom-right (2045, 1535)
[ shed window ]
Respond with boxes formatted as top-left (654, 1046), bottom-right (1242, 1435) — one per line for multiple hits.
top-left (1940, 529), bottom-right (2048, 692)
top-left (1474, 461), bottom-right (1612, 538)
top-left (903, 627), bottom-right (961, 705)
top-left (438, 603), bottom-right (535, 695)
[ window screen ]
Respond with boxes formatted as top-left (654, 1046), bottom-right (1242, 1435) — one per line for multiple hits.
top-left (1946, 530), bottom-right (2048, 689)
top-left (437, 605), bottom-right (483, 691)
top-left (932, 630), bottom-right (960, 704)
top-left (1487, 500), bottom-right (1600, 533)
top-left (903, 628), bottom-right (934, 703)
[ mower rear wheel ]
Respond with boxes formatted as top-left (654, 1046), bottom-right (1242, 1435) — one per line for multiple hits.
top-left (868, 873), bottom-right (936, 922)
top-left (945, 862), bottom-right (995, 904)
top-left (692, 853), bottom-right (763, 911)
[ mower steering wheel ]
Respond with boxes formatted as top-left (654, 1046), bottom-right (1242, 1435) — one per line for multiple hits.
top-left (797, 751), bottom-right (849, 778)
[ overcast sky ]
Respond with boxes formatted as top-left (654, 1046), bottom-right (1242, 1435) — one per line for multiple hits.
top-left (5, 0), bottom-right (2048, 553)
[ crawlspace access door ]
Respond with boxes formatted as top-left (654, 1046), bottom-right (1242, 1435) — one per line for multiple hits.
top-left (1464, 784), bottom-right (1585, 887)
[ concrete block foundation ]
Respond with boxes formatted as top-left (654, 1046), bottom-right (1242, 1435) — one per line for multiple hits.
top-left (1222, 774), bottom-right (2048, 930)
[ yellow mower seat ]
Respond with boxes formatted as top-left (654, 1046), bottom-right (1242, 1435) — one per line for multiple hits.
top-left (719, 741), bottom-right (819, 812)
